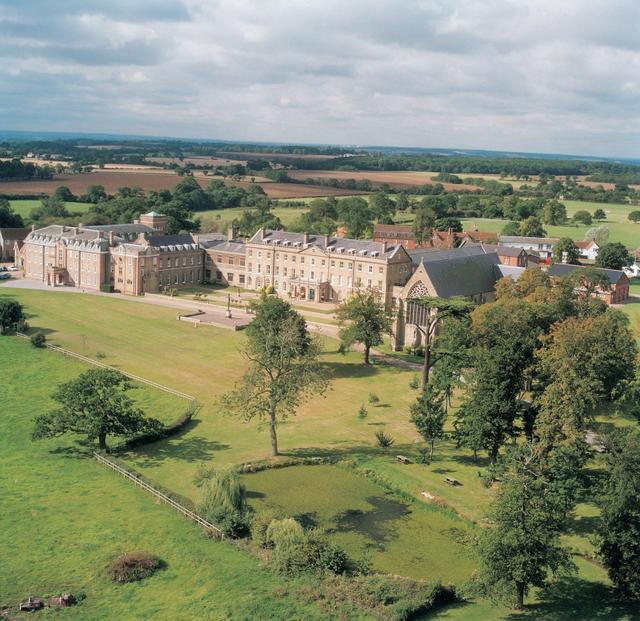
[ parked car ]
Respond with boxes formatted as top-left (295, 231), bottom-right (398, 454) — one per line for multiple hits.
top-left (0, 273), bottom-right (11, 280)
top-left (7, 266), bottom-right (18, 271)
top-left (0, 266), bottom-right (7, 271)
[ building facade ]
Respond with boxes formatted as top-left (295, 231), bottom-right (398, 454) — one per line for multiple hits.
top-left (548, 263), bottom-right (630, 304)
top-left (498, 235), bottom-right (559, 260)
top-left (0, 228), bottom-right (29, 261)
top-left (245, 229), bottom-right (413, 303)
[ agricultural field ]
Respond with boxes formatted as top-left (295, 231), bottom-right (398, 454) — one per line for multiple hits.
top-left (0, 286), bottom-right (634, 619)
top-left (10, 199), bottom-right (93, 219)
top-left (286, 170), bottom-right (478, 192)
top-left (0, 170), bottom-right (367, 199)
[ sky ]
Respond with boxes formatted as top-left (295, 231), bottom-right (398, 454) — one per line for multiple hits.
top-left (0, 0), bottom-right (638, 158)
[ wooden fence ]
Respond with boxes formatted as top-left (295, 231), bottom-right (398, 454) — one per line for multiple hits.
top-left (93, 452), bottom-right (224, 539)
top-left (17, 333), bottom-right (194, 401)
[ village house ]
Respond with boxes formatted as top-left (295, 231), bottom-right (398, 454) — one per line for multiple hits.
top-left (246, 228), bottom-right (413, 304)
top-left (498, 235), bottom-right (559, 260)
top-left (548, 263), bottom-right (630, 304)
top-left (478, 243), bottom-right (540, 267)
top-left (373, 223), bottom-right (498, 251)
top-left (575, 240), bottom-right (600, 261)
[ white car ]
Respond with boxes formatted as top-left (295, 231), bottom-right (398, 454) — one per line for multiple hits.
top-left (7, 266), bottom-right (18, 271)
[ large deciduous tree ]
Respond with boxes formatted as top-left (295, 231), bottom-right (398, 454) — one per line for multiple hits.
top-left (552, 238), bottom-right (580, 264)
top-left (0, 299), bottom-right (24, 334)
top-left (408, 296), bottom-right (473, 389)
top-left (336, 289), bottom-right (393, 365)
top-left (221, 296), bottom-right (328, 456)
top-left (32, 368), bottom-right (162, 450)
top-left (595, 242), bottom-right (632, 270)
top-left (410, 385), bottom-right (446, 461)
top-left (598, 429), bottom-right (640, 601)
top-left (478, 443), bottom-right (575, 609)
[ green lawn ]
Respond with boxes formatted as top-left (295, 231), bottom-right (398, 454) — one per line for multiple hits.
top-left (462, 200), bottom-right (640, 247)
top-left (243, 464), bottom-right (477, 583)
top-left (198, 206), bottom-right (309, 231)
top-left (0, 337), bottom-right (361, 620)
top-left (0, 287), bottom-right (636, 619)
top-left (10, 199), bottom-right (94, 220)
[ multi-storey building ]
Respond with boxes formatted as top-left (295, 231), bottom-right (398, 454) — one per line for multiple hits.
top-left (19, 211), bottom-right (202, 294)
top-left (245, 229), bottom-right (413, 303)
top-left (197, 230), bottom-right (247, 287)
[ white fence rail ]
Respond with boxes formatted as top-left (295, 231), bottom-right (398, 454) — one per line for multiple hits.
top-left (17, 333), bottom-right (194, 401)
top-left (93, 452), bottom-right (224, 538)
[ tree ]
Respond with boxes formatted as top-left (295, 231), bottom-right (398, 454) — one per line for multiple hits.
top-left (337, 196), bottom-right (373, 238)
top-left (551, 238), bottom-right (580, 264)
top-left (598, 429), bottom-right (640, 600)
top-left (413, 207), bottom-right (436, 244)
top-left (85, 184), bottom-right (107, 203)
top-left (542, 200), bottom-right (567, 225)
top-left (434, 217), bottom-right (463, 232)
top-left (479, 443), bottom-right (575, 609)
top-left (0, 299), bottom-right (24, 334)
top-left (32, 368), bottom-right (162, 450)
top-left (53, 185), bottom-right (76, 202)
top-left (336, 290), bottom-right (393, 365)
top-left (407, 296), bottom-right (473, 389)
top-left (519, 216), bottom-right (546, 238)
top-left (627, 210), bottom-right (640, 223)
top-left (593, 208), bottom-right (606, 221)
top-left (596, 242), bottom-right (632, 270)
top-left (573, 210), bottom-right (593, 225)
top-left (410, 385), bottom-right (446, 460)
top-left (584, 226), bottom-right (609, 246)
top-left (220, 296), bottom-right (328, 456)
top-left (0, 198), bottom-right (25, 228)
top-left (501, 221), bottom-right (521, 236)
top-left (395, 193), bottom-right (410, 212)
top-left (369, 191), bottom-right (396, 223)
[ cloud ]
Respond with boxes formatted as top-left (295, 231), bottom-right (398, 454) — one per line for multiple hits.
top-left (0, 0), bottom-right (638, 156)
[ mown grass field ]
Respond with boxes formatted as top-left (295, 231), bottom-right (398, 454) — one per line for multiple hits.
top-left (1, 287), bottom-right (636, 619)
top-left (462, 200), bottom-right (640, 247)
top-left (9, 199), bottom-right (93, 219)
top-left (0, 337), bottom-right (359, 620)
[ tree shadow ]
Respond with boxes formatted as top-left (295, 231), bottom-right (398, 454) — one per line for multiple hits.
top-left (295, 512), bottom-right (319, 529)
top-left (322, 360), bottom-right (387, 380)
top-left (566, 514), bottom-right (600, 538)
top-left (502, 577), bottom-right (637, 621)
top-left (246, 490), bottom-right (266, 499)
top-left (432, 468), bottom-right (455, 475)
top-left (333, 495), bottom-right (411, 551)
top-left (282, 442), bottom-right (418, 461)
top-left (123, 435), bottom-right (231, 466)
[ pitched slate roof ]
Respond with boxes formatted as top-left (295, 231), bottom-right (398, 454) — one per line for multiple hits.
top-left (202, 239), bottom-right (246, 255)
top-left (146, 234), bottom-right (196, 247)
top-left (85, 223), bottom-right (153, 235)
top-left (420, 251), bottom-right (501, 297)
top-left (0, 228), bottom-right (29, 241)
top-left (548, 263), bottom-right (626, 285)
top-left (408, 245), bottom-right (486, 266)
top-left (250, 229), bottom-right (402, 259)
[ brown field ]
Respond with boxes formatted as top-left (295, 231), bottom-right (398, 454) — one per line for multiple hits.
top-left (0, 170), bottom-right (367, 199)
top-left (286, 169), bottom-right (479, 191)
top-left (147, 156), bottom-right (245, 167)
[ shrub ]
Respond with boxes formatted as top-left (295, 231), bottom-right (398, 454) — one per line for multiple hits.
top-left (271, 527), bottom-right (350, 577)
top-left (368, 393), bottom-right (380, 405)
top-left (417, 447), bottom-right (430, 464)
top-left (347, 575), bottom-right (457, 621)
top-left (251, 510), bottom-right (281, 548)
top-left (267, 518), bottom-right (305, 550)
top-left (375, 430), bottom-right (395, 448)
top-left (30, 333), bottom-right (46, 348)
top-left (108, 552), bottom-right (163, 583)
top-left (409, 375), bottom-right (419, 390)
top-left (358, 404), bottom-right (368, 419)
top-left (95, 351), bottom-right (107, 360)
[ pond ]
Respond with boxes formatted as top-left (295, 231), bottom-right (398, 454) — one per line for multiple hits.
top-left (242, 465), bottom-right (477, 583)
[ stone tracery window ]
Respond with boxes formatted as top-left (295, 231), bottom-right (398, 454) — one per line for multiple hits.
top-left (407, 280), bottom-right (429, 298)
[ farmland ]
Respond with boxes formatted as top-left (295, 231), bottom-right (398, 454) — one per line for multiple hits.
top-left (0, 170), bottom-right (367, 199)
top-left (1, 285), bottom-right (636, 619)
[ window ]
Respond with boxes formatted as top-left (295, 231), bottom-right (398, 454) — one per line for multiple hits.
top-left (331, 260), bottom-right (335, 267)
top-left (228, 257), bottom-right (234, 265)
top-left (248, 263), bottom-right (252, 271)
top-left (239, 274), bottom-right (245, 284)
top-left (292, 256), bottom-right (296, 262)
top-left (367, 279), bottom-right (372, 287)
top-left (248, 249), bottom-right (253, 257)
top-left (257, 264), bottom-right (262, 273)
top-left (227, 273), bottom-right (234, 282)
top-left (321, 260), bottom-right (326, 266)
top-left (311, 258), bottom-right (315, 265)
top-left (358, 264), bottom-right (362, 271)
top-left (266, 265), bottom-right (271, 274)
top-left (216, 270), bottom-right (223, 280)
top-left (368, 265), bottom-right (373, 273)
top-left (240, 258), bottom-right (245, 266)
top-left (378, 280), bottom-right (382, 289)
top-left (379, 266), bottom-right (383, 274)
top-left (311, 271), bottom-right (315, 280)
top-left (348, 262), bottom-right (352, 269)
top-left (340, 261), bottom-right (344, 268)
top-left (258, 251), bottom-right (262, 258)
top-left (300, 257), bottom-right (305, 264)
top-left (300, 269), bottom-right (305, 277)
top-left (283, 267), bottom-right (288, 276)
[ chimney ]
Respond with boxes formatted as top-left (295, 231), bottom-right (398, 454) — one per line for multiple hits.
top-left (382, 240), bottom-right (387, 253)
top-left (31, 224), bottom-right (36, 232)
top-left (109, 231), bottom-right (114, 246)
top-left (98, 231), bottom-right (104, 239)
top-left (303, 232), bottom-right (310, 244)
top-left (324, 234), bottom-right (330, 247)
top-left (74, 227), bottom-right (80, 235)
top-left (227, 226), bottom-right (234, 241)
top-left (78, 222), bottom-right (83, 228)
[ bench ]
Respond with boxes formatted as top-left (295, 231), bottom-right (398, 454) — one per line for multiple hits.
top-left (396, 455), bottom-right (411, 464)
top-left (444, 476), bottom-right (461, 486)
